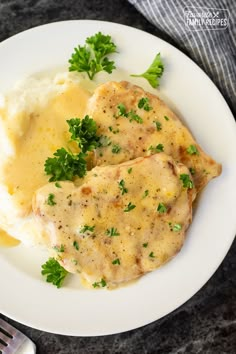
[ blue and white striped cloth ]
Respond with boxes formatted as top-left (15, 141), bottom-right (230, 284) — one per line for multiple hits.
top-left (128, 0), bottom-right (236, 117)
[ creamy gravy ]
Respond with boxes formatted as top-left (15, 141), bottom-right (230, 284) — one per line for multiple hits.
top-left (0, 229), bottom-right (20, 247)
top-left (0, 82), bottom-right (91, 246)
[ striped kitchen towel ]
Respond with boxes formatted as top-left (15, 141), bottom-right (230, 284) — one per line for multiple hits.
top-left (128, 0), bottom-right (236, 117)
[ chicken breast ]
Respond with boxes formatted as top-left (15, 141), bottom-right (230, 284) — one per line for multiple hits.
top-left (87, 81), bottom-right (221, 192)
top-left (33, 153), bottom-right (196, 288)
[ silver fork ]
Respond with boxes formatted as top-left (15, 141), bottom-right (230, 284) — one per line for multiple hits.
top-left (0, 319), bottom-right (36, 354)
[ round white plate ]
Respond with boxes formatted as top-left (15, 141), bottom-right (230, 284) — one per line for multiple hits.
top-left (0, 20), bottom-right (236, 336)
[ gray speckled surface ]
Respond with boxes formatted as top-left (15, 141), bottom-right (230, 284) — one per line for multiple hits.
top-left (0, 1), bottom-right (235, 353)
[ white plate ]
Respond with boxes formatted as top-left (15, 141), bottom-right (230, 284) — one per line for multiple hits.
top-left (0, 20), bottom-right (236, 336)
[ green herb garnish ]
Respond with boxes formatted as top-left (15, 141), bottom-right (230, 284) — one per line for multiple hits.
top-left (173, 223), bottom-right (182, 232)
top-left (180, 174), bottom-right (194, 189)
top-left (117, 103), bottom-right (127, 117)
top-left (116, 104), bottom-right (143, 124)
top-left (149, 252), bottom-right (155, 258)
top-left (149, 144), bottom-right (164, 153)
top-left (73, 241), bottom-right (79, 251)
top-left (143, 242), bottom-right (148, 248)
top-left (41, 258), bottom-right (68, 288)
top-left (186, 145), bottom-right (199, 155)
top-left (80, 225), bottom-right (95, 233)
top-left (154, 121), bottom-right (162, 131)
top-left (67, 116), bottom-right (100, 152)
top-left (45, 148), bottom-right (87, 182)
top-left (142, 190), bottom-right (149, 198)
top-left (189, 167), bottom-right (196, 175)
top-left (131, 53), bottom-right (164, 88)
top-left (112, 144), bottom-right (121, 154)
top-left (127, 167), bottom-right (132, 174)
top-left (106, 228), bottom-right (120, 237)
top-left (92, 278), bottom-right (107, 288)
top-left (68, 32), bottom-right (116, 80)
top-left (118, 179), bottom-right (128, 195)
top-left (53, 244), bottom-right (65, 252)
top-left (47, 193), bottom-right (56, 206)
top-left (157, 203), bottom-right (167, 213)
top-left (124, 202), bottom-right (136, 212)
top-left (138, 97), bottom-right (152, 111)
top-left (112, 258), bottom-right (120, 265)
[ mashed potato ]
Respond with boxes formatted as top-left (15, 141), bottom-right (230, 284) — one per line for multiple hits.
top-left (0, 72), bottom-right (92, 245)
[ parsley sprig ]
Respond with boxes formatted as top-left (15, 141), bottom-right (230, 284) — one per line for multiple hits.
top-left (69, 32), bottom-right (116, 80)
top-left (67, 116), bottom-right (100, 152)
top-left (41, 258), bottom-right (68, 288)
top-left (131, 53), bottom-right (164, 88)
top-left (45, 116), bottom-right (100, 182)
top-left (45, 148), bottom-right (87, 182)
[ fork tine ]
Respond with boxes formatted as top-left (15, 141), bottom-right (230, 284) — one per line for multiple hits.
top-left (0, 319), bottom-right (18, 337)
top-left (0, 342), bottom-right (7, 352)
top-left (0, 319), bottom-right (28, 354)
top-left (0, 331), bottom-right (12, 345)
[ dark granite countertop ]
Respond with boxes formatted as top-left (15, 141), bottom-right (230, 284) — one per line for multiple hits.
top-left (0, 1), bottom-right (235, 353)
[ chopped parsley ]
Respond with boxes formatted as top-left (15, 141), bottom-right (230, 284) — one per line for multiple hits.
top-left (180, 174), bottom-right (194, 189)
top-left (47, 193), bottom-right (56, 206)
top-left (73, 241), bottom-right (79, 251)
top-left (80, 225), bottom-right (95, 233)
top-left (157, 203), bottom-right (167, 213)
top-left (112, 144), bottom-right (121, 154)
top-left (154, 121), bottom-right (162, 131)
top-left (112, 258), bottom-right (120, 265)
top-left (142, 190), bottom-right (149, 198)
top-left (186, 145), bottom-right (199, 155)
top-left (118, 179), bottom-right (128, 195)
top-left (131, 53), bottom-right (164, 88)
top-left (169, 222), bottom-right (182, 232)
top-left (189, 167), bottom-right (196, 175)
top-left (116, 104), bottom-right (143, 124)
top-left (128, 110), bottom-right (143, 124)
top-left (149, 252), bottom-right (155, 258)
top-left (53, 244), bottom-right (65, 252)
top-left (92, 278), bottom-right (107, 288)
top-left (124, 202), bottom-right (136, 212)
top-left (149, 144), bottom-right (164, 153)
top-left (108, 126), bottom-right (119, 134)
top-left (68, 32), bottom-right (116, 80)
top-left (117, 103), bottom-right (127, 117)
top-left (173, 223), bottom-right (182, 232)
top-left (41, 258), bottom-right (68, 288)
top-left (164, 115), bottom-right (169, 121)
top-left (106, 227), bottom-right (120, 237)
top-left (55, 182), bottom-right (62, 188)
top-left (138, 97), bottom-right (152, 111)
top-left (143, 242), bottom-right (148, 248)
top-left (127, 167), bottom-right (133, 174)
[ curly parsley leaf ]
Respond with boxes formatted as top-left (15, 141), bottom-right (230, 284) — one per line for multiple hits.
top-left (41, 258), bottom-right (68, 288)
top-left (44, 148), bottom-right (87, 182)
top-left (67, 116), bottom-right (100, 152)
top-left (131, 53), bottom-right (164, 88)
top-left (68, 32), bottom-right (116, 80)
